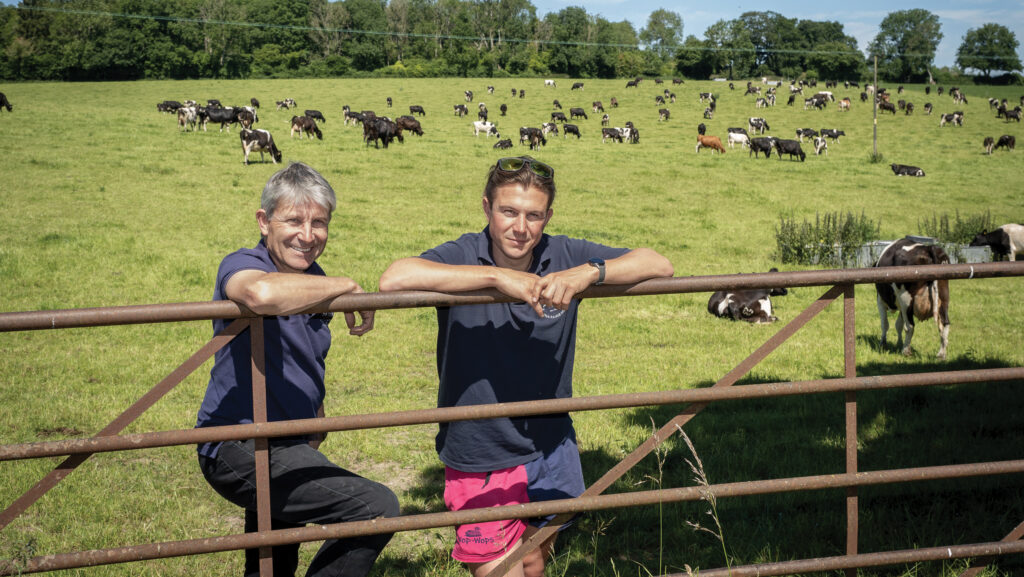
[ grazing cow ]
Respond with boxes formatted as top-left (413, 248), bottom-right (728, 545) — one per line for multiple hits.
top-left (569, 107), bottom-right (588, 120)
top-left (519, 126), bottom-right (542, 145)
top-left (541, 122), bottom-right (559, 136)
top-left (969, 224), bottom-right (1024, 261)
top-left (696, 135), bottom-right (726, 154)
top-left (551, 111), bottom-right (568, 123)
top-left (364, 118), bottom-right (400, 148)
top-left (207, 99), bottom-right (223, 108)
top-left (203, 106), bottom-right (240, 132)
top-left (838, 98), bottom-right (851, 111)
top-left (276, 98), bottom-right (296, 110)
top-left (236, 109), bottom-right (256, 129)
top-left (697, 123), bottom-right (707, 135)
top-left (774, 139), bottom-right (806, 161)
top-left (544, 79), bottom-right (556, 88)
top-left (795, 128), bottom-right (818, 142)
top-left (240, 129), bottom-right (282, 165)
top-left (755, 97), bottom-right (768, 108)
top-left (386, 96), bottom-right (392, 108)
top-left (409, 105), bottom-right (426, 116)
top-left (493, 138), bottom-right (513, 149)
top-left (672, 78), bottom-right (684, 85)
top-left (727, 127), bottom-right (747, 136)
top-left (465, 90), bottom-right (473, 102)
top-left (905, 102), bottom-right (915, 115)
top-left (511, 88), bottom-right (518, 97)
top-left (1005, 109), bottom-right (1022, 122)
top-left (860, 92), bottom-right (869, 103)
top-left (898, 99), bottom-right (906, 111)
top-left (874, 239), bottom-right (951, 358)
top-left (487, 86), bottom-right (494, 94)
top-left (984, 136), bottom-right (996, 155)
top-left (813, 137), bottom-right (828, 155)
top-left (519, 89), bottom-right (525, 99)
top-left (727, 131), bottom-right (749, 148)
top-left (707, 274), bottom-right (789, 323)
top-left (655, 95), bottom-right (666, 105)
top-left (994, 134), bottom-right (1015, 151)
top-left (478, 107), bottom-right (488, 122)
top-left (698, 92), bottom-right (714, 104)
top-left (601, 114), bottom-right (609, 126)
top-left (500, 103), bottom-right (507, 116)
top-left (939, 113), bottom-right (963, 127)
top-left (571, 82), bottom-right (584, 91)
top-left (623, 122), bottom-right (639, 144)
top-left (625, 79), bottom-right (639, 88)
top-left (527, 131), bottom-right (546, 150)
top-left (879, 101), bottom-right (897, 114)
top-left (610, 97), bottom-right (619, 108)
top-left (592, 101), bottom-right (604, 112)
top-left (749, 137), bottom-right (774, 158)
top-left (395, 115), bottom-right (423, 136)
top-left (177, 106), bottom-right (197, 132)
top-left (748, 117), bottom-right (770, 134)
top-left (703, 107), bottom-right (714, 120)
top-left (563, 124), bottom-right (581, 139)
top-left (157, 100), bottom-right (182, 113)
top-left (890, 163), bottom-right (925, 177)
top-left (454, 104), bottom-right (468, 117)
top-left (249, 97), bottom-right (260, 109)
top-left (923, 103), bottom-right (933, 115)
top-left (553, 99), bottom-right (562, 110)
top-left (291, 115), bottom-right (323, 140)
top-left (787, 94), bottom-right (797, 106)
top-left (304, 109), bottom-right (326, 123)
top-left (658, 108), bottom-right (670, 121)
top-left (472, 120), bottom-right (499, 137)
top-left (820, 129), bottom-right (845, 142)
top-left (601, 127), bottom-right (623, 143)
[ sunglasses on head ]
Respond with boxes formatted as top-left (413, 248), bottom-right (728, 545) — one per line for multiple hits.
top-left (495, 157), bottom-right (555, 180)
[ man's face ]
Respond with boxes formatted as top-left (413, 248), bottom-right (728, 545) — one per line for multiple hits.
top-left (256, 200), bottom-right (330, 274)
top-left (483, 183), bottom-right (552, 270)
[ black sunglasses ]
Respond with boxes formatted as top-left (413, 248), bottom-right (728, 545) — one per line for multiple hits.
top-left (495, 157), bottom-right (555, 180)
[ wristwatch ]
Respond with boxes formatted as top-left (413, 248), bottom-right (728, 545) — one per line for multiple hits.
top-left (588, 257), bottom-right (606, 285)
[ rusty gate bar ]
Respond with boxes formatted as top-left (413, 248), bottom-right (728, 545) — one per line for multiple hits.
top-left (960, 519), bottom-right (1024, 577)
top-left (4, 459), bottom-right (1022, 575)
top-left (0, 318), bottom-right (248, 531)
top-left (249, 318), bottom-right (274, 577)
top-left (2, 263), bottom-right (1020, 332)
top-left (844, 284), bottom-right (858, 577)
top-left (660, 540), bottom-right (1024, 577)
top-left (3, 366), bottom-right (1023, 463)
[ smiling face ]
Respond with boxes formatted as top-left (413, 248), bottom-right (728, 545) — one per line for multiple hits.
top-left (483, 183), bottom-right (552, 271)
top-left (256, 200), bottom-right (331, 274)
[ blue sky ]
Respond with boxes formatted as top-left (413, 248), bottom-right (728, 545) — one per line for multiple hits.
top-left (530, 0), bottom-right (1024, 69)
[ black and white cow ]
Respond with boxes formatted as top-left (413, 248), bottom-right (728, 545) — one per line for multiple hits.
top-left (240, 129), bottom-right (282, 165)
top-left (571, 82), bottom-right (584, 91)
top-left (984, 136), bottom-right (996, 155)
top-left (890, 164), bottom-right (925, 177)
top-left (748, 117), bottom-right (770, 134)
top-left (473, 120), bottom-right (499, 137)
top-left (592, 101), bottom-right (604, 113)
top-left (820, 128), bottom-right (845, 142)
top-left (386, 96), bottom-right (392, 108)
top-left (464, 90), bottom-right (474, 102)
top-left (304, 109), bottom-right (326, 123)
top-left (658, 108), bottom-right (671, 121)
top-left (454, 104), bottom-right (468, 117)
top-left (874, 239), bottom-right (951, 358)
top-left (707, 269), bottom-right (789, 323)
top-left (291, 115), bottom-right (323, 140)
top-left (177, 106), bottom-right (197, 132)
top-left (939, 112), bottom-right (963, 127)
top-left (969, 224), bottom-right (1024, 261)
top-left (813, 136), bottom-right (828, 155)
top-left (236, 109), bottom-right (256, 129)
top-left (994, 134), bottom-right (1016, 151)
top-left (409, 105), bottom-right (426, 116)
top-left (795, 128), bottom-right (818, 142)
top-left (749, 137), bottom-right (774, 158)
top-left (493, 138), bottom-right (513, 149)
top-left (563, 124), bottom-right (581, 139)
top-left (541, 122), bottom-right (559, 137)
top-left (774, 139), bottom-right (806, 161)
top-left (205, 106), bottom-right (239, 132)
top-left (601, 127), bottom-right (623, 143)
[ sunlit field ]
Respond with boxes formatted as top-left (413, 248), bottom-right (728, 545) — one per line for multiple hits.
top-left (1, 76), bottom-right (1022, 577)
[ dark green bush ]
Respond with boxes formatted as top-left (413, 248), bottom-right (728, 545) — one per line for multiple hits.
top-left (917, 210), bottom-right (993, 244)
top-left (775, 211), bottom-right (881, 267)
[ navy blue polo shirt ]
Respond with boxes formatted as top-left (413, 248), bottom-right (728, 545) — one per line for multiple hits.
top-left (421, 227), bottom-right (629, 472)
top-left (195, 240), bottom-right (332, 458)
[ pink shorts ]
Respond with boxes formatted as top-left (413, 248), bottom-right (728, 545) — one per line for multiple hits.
top-left (443, 437), bottom-right (585, 564)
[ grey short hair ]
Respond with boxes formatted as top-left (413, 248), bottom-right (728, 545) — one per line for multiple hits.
top-left (261, 162), bottom-right (337, 220)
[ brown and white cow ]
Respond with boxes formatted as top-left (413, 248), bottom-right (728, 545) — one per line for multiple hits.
top-left (240, 129), bottom-right (282, 165)
top-left (874, 239), bottom-right (951, 358)
top-left (291, 115), bottom-right (323, 140)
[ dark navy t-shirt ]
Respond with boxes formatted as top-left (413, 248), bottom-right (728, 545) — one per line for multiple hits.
top-left (195, 240), bottom-right (332, 458)
top-left (421, 227), bottom-right (628, 472)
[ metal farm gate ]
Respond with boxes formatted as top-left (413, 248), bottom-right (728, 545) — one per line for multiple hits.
top-left (1, 262), bottom-right (1022, 577)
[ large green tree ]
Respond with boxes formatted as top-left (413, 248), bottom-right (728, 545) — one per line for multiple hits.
top-left (737, 11), bottom-right (801, 76)
top-left (956, 23), bottom-right (1021, 78)
top-left (639, 8), bottom-right (681, 63)
top-left (674, 34), bottom-right (711, 79)
top-left (703, 18), bottom-right (754, 79)
top-left (867, 9), bottom-right (942, 82)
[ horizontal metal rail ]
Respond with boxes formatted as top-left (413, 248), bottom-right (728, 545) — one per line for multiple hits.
top-left (2, 262), bottom-right (1021, 332)
top-left (2, 366), bottom-right (1022, 462)
top-left (3, 459), bottom-right (1022, 575)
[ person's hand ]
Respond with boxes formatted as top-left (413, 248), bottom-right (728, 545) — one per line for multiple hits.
top-left (533, 266), bottom-right (596, 311)
top-left (344, 284), bottom-right (375, 336)
top-left (494, 268), bottom-right (544, 317)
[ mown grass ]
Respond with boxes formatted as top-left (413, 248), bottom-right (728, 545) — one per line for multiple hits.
top-left (0, 77), bottom-right (1022, 577)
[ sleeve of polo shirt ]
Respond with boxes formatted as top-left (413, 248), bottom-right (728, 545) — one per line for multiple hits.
top-left (564, 237), bottom-right (630, 264)
top-left (215, 250), bottom-right (276, 300)
top-left (419, 235), bottom-right (476, 266)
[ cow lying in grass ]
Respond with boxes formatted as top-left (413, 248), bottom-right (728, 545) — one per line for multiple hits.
top-left (708, 268), bottom-right (789, 323)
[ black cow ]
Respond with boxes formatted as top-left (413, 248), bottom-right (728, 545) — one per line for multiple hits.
top-left (969, 224), bottom-right (1024, 261)
top-left (551, 111), bottom-right (568, 123)
top-left (563, 124), bottom-right (581, 139)
top-left (890, 164), bottom-right (925, 177)
top-left (204, 106), bottom-right (239, 132)
top-left (774, 139), bottom-right (806, 161)
top-left (304, 110), bottom-right (326, 123)
top-left (924, 103), bottom-right (933, 115)
top-left (874, 239), bottom-right (951, 358)
top-left (553, 99), bottom-right (562, 110)
top-left (697, 123), bottom-right (706, 135)
top-left (291, 116), bottom-right (323, 140)
top-left (207, 99), bottom-right (222, 108)
top-left (240, 129), bottom-right (282, 165)
top-left (571, 82), bottom-right (584, 91)
top-left (1005, 109), bottom-right (1022, 122)
top-left (365, 117), bottom-right (399, 148)
top-left (795, 128), bottom-right (818, 142)
top-left (386, 96), bottom-right (392, 108)
top-left (994, 134), bottom-right (1016, 151)
top-left (396, 115), bottom-right (423, 136)
top-left (518, 89), bottom-right (525, 99)
top-left (250, 98), bottom-right (260, 109)
top-left (157, 100), bottom-right (181, 113)
top-left (749, 137), bottom-right (774, 158)
top-left (409, 105), bottom-right (426, 116)
top-left (601, 127), bottom-right (623, 143)
top-left (569, 107), bottom-right (588, 120)
top-left (707, 269), bottom-right (789, 323)
top-left (500, 103), bottom-right (507, 116)
top-left (493, 138), bottom-right (513, 149)
top-left (820, 129), bottom-right (845, 142)
top-left (879, 101), bottom-right (897, 114)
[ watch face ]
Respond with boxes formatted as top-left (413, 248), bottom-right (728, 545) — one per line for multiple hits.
top-left (589, 257), bottom-right (604, 266)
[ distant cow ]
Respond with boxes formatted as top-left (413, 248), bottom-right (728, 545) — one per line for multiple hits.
top-left (610, 97), bottom-right (619, 108)
top-left (601, 114), bottom-right (609, 126)
top-left (551, 111), bottom-right (568, 123)
top-left (454, 104), bottom-right (468, 117)
top-left (696, 135), bottom-right (726, 154)
top-left (569, 107), bottom-right (588, 120)
top-left (205, 106), bottom-right (239, 132)
top-left (473, 120), bottom-right (499, 137)
top-left (795, 128), bottom-right (818, 142)
top-left (541, 122), bottom-right (559, 137)
top-left (409, 105), bottom-right (426, 116)
top-left (820, 129), bottom-right (845, 142)
top-left (658, 108), bottom-right (670, 121)
top-left (592, 101), bottom-right (604, 112)
top-left (304, 109), bottom-right (326, 123)
top-left (748, 117), bottom-right (770, 134)
top-left (813, 136), bottom-right (828, 155)
top-left (708, 269), bottom-right (789, 323)
top-left (386, 96), bottom-right (392, 108)
top-left (969, 224), bottom-right (1024, 261)
top-left (493, 138), bottom-right (513, 149)
top-left (365, 118), bottom-right (400, 148)
top-left (563, 124), bottom-right (581, 139)
top-left (774, 139), bottom-right (806, 161)
top-left (240, 129), bottom-right (282, 165)
top-left (395, 115), bottom-right (423, 136)
top-left (249, 98), bottom-right (260, 109)
top-left (879, 101), bottom-right (897, 114)
top-left (994, 134), bottom-right (1016, 152)
top-left (177, 106), bottom-right (197, 132)
top-left (697, 123), bottom-right (706, 136)
top-left (571, 82), bottom-right (584, 91)
top-left (544, 79), bottom-right (556, 88)
top-left (291, 116), bottom-right (323, 140)
top-left (553, 99), bottom-right (562, 110)
top-left (601, 127), bottom-right (623, 143)
top-left (727, 132), bottom-right (749, 148)
top-left (749, 137), bottom-right (774, 158)
top-left (984, 136), bottom-right (996, 155)
top-left (924, 103), bottom-right (933, 115)
top-left (939, 113), bottom-right (963, 127)
top-left (465, 90), bottom-right (473, 102)
top-left (500, 103), bottom-right (507, 116)
top-left (874, 239), bottom-right (951, 358)
top-left (891, 163), bottom-right (925, 177)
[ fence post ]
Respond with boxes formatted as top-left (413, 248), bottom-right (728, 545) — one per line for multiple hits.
top-left (844, 284), bottom-right (858, 576)
top-left (250, 318), bottom-right (274, 577)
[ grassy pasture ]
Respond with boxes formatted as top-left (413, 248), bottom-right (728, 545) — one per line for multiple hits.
top-left (1, 76), bottom-right (1023, 577)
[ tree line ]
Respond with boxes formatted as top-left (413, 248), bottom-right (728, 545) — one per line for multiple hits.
top-left (0, 1), bottom-right (1019, 83)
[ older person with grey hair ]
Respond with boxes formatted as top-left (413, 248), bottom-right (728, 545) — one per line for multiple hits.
top-left (196, 162), bottom-right (398, 577)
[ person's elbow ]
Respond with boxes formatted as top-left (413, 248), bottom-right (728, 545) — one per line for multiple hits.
top-left (378, 258), bottom-right (419, 292)
top-left (236, 278), bottom-right (283, 315)
top-left (635, 248), bottom-right (674, 278)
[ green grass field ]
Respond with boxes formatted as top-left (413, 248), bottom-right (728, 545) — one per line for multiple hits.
top-left (1, 76), bottom-right (1023, 577)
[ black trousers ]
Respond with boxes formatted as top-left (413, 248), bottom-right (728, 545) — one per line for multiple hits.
top-left (199, 439), bottom-right (400, 577)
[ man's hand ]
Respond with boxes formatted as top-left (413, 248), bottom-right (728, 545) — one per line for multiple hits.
top-left (532, 266), bottom-right (597, 312)
top-left (344, 285), bottom-right (375, 336)
top-left (494, 268), bottom-right (544, 317)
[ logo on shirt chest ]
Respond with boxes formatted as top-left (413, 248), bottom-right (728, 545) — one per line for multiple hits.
top-left (541, 305), bottom-right (566, 319)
